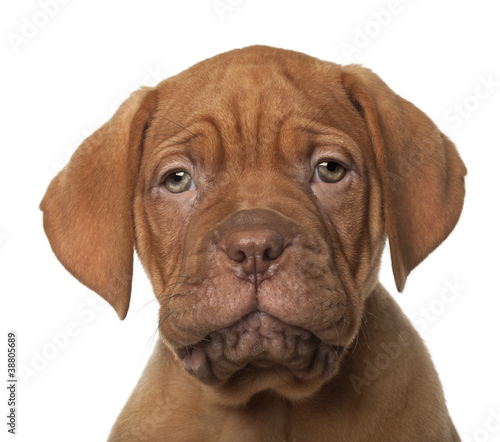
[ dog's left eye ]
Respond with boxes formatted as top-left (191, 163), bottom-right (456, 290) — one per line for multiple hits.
top-left (164, 171), bottom-right (195, 193)
top-left (314, 161), bottom-right (346, 183)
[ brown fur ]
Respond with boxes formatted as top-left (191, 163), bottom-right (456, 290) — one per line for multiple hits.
top-left (40, 46), bottom-right (466, 441)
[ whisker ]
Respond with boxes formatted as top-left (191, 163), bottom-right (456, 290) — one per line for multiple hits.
top-left (304, 101), bottom-right (331, 131)
top-left (144, 292), bottom-right (186, 352)
top-left (153, 113), bottom-right (196, 137)
top-left (272, 368), bottom-right (292, 387)
top-left (248, 369), bottom-right (260, 394)
top-left (304, 99), bottom-right (335, 133)
top-left (145, 306), bottom-right (177, 352)
top-left (143, 329), bottom-right (158, 357)
top-left (174, 309), bottom-right (188, 344)
top-left (135, 280), bottom-right (187, 314)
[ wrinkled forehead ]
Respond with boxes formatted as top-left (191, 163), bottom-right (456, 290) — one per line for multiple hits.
top-left (142, 53), bottom-right (369, 175)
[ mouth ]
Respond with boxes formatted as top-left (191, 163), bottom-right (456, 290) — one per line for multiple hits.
top-left (175, 311), bottom-right (343, 386)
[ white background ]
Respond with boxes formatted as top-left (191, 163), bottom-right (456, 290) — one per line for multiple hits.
top-left (1, 0), bottom-right (499, 441)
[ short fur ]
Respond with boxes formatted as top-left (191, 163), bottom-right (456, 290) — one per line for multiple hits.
top-left (41, 46), bottom-right (466, 441)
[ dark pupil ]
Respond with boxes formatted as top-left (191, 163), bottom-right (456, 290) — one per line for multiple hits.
top-left (173, 172), bottom-right (184, 182)
top-left (326, 162), bottom-right (337, 172)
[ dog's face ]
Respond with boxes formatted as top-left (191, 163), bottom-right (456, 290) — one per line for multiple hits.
top-left (134, 58), bottom-right (384, 399)
top-left (40, 46), bottom-right (466, 406)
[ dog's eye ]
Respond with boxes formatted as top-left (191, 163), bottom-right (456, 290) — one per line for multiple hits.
top-left (164, 171), bottom-right (195, 193)
top-left (315, 161), bottom-right (346, 183)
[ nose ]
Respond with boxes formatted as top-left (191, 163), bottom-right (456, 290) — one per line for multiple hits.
top-left (224, 228), bottom-right (285, 284)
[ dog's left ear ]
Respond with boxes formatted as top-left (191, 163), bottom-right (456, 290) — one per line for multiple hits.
top-left (341, 65), bottom-right (466, 291)
top-left (40, 87), bottom-right (157, 319)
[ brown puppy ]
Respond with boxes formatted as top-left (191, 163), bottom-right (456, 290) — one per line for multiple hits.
top-left (40, 46), bottom-right (466, 441)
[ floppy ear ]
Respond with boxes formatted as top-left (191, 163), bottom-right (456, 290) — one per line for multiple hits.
top-left (40, 87), bottom-right (157, 319)
top-left (341, 65), bottom-right (466, 291)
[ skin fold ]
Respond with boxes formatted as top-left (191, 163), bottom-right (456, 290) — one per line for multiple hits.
top-left (40, 46), bottom-right (466, 441)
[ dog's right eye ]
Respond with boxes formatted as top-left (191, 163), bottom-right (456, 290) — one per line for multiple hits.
top-left (163, 171), bottom-right (195, 193)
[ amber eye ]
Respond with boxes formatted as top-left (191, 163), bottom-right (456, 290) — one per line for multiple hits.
top-left (315, 161), bottom-right (346, 183)
top-left (164, 171), bottom-right (194, 193)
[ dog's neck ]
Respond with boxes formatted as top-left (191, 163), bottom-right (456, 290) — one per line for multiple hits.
top-left (117, 283), bottom-right (453, 440)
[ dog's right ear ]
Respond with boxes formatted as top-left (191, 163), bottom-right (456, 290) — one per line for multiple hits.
top-left (40, 87), bottom-right (157, 320)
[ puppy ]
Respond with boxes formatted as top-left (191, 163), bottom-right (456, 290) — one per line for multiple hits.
top-left (41, 46), bottom-right (466, 441)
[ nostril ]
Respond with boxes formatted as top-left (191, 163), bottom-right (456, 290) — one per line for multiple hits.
top-left (228, 248), bottom-right (246, 263)
top-left (263, 247), bottom-right (280, 261)
top-left (224, 228), bottom-right (285, 268)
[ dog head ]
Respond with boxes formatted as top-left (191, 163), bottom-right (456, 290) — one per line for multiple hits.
top-left (40, 46), bottom-right (466, 405)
